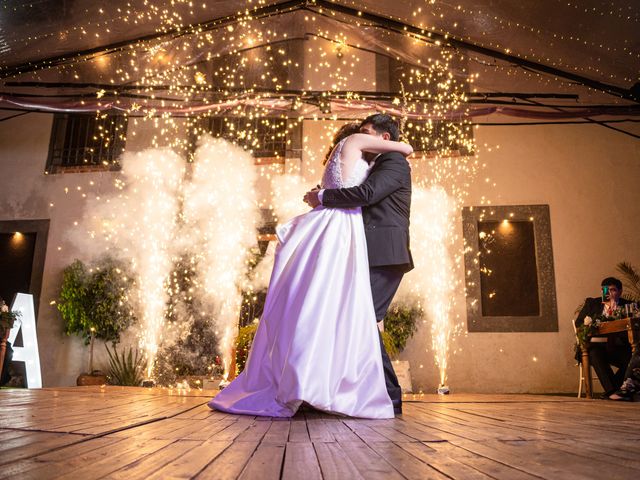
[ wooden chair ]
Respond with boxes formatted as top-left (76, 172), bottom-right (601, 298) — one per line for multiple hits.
top-left (573, 318), bottom-right (599, 398)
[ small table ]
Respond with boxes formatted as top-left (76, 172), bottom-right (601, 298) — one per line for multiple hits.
top-left (581, 317), bottom-right (640, 399)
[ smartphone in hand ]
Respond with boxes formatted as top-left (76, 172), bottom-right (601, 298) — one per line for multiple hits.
top-left (601, 285), bottom-right (609, 303)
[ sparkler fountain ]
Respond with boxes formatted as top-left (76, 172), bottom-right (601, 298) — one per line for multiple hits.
top-left (84, 148), bottom-right (184, 381)
top-left (182, 135), bottom-right (259, 384)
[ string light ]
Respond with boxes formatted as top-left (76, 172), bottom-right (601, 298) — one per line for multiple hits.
top-left (6, 0), bottom-right (635, 388)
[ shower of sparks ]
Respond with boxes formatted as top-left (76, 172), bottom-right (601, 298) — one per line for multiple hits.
top-left (82, 148), bottom-right (184, 377)
top-left (183, 135), bottom-right (260, 379)
top-left (39, 1), bottom-right (491, 387)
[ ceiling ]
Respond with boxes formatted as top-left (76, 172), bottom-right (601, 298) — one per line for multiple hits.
top-left (0, 0), bottom-right (638, 118)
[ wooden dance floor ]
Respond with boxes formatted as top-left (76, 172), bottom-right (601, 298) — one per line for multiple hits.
top-left (1, 387), bottom-right (639, 479)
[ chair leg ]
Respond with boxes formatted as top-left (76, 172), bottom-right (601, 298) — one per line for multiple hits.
top-left (578, 364), bottom-right (583, 398)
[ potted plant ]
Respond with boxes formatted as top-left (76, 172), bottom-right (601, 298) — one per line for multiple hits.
top-left (381, 303), bottom-right (420, 393)
top-left (57, 257), bottom-right (136, 385)
top-left (105, 344), bottom-right (145, 386)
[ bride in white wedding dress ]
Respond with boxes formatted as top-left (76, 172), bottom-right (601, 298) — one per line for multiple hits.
top-left (208, 123), bottom-right (413, 419)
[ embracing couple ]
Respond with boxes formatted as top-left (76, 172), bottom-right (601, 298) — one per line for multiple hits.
top-left (209, 114), bottom-right (414, 418)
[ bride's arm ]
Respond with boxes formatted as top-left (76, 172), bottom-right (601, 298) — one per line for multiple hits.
top-left (345, 133), bottom-right (413, 157)
top-left (338, 133), bottom-right (412, 182)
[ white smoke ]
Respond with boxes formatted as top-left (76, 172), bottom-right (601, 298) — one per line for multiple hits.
top-left (270, 173), bottom-right (310, 224)
top-left (183, 135), bottom-right (259, 377)
top-left (77, 148), bottom-right (185, 377)
top-left (73, 137), bottom-right (261, 380)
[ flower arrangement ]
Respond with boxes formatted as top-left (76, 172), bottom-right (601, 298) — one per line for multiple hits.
top-left (576, 315), bottom-right (603, 347)
top-left (0, 301), bottom-right (21, 332)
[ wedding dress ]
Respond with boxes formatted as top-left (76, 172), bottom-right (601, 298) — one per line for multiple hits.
top-left (208, 139), bottom-right (394, 418)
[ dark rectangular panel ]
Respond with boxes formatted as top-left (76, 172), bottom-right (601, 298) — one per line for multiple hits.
top-left (462, 205), bottom-right (558, 332)
top-left (0, 232), bottom-right (37, 304)
top-left (478, 220), bottom-right (540, 317)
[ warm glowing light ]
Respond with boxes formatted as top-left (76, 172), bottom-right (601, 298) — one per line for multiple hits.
top-left (57, 1), bottom-right (485, 389)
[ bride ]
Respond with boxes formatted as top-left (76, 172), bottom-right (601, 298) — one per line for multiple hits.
top-left (208, 123), bottom-right (413, 419)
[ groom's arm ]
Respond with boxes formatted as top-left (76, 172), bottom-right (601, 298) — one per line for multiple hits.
top-left (321, 153), bottom-right (410, 208)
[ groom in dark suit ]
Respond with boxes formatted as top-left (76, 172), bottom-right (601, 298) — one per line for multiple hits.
top-left (304, 114), bottom-right (413, 414)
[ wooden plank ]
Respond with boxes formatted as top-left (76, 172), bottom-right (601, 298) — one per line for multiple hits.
top-left (494, 439), bottom-right (640, 479)
top-left (342, 419), bottom-right (389, 444)
top-left (109, 417), bottom-right (189, 438)
top-left (366, 441), bottom-right (450, 480)
top-left (215, 417), bottom-right (257, 441)
top-left (146, 440), bottom-right (231, 480)
top-left (367, 424), bottom-right (422, 443)
top-left (385, 419), bottom-right (450, 442)
top-left (183, 419), bottom-right (237, 441)
top-left (154, 419), bottom-right (222, 440)
top-left (323, 419), bottom-right (361, 442)
top-left (44, 438), bottom-right (174, 480)
top-left (0, 432), bottom-right (86, 465)
top-left (448, 438), bottom-right (602, 480)
top-left (288, 418), bottom-right (310, 442)
top-left (407, 404), bottom-right (529, 441)
top-left (314, 441), bottom-right (365, 480)
top-left (0, 429), bottom-right (37, 441)
top-left (108, 439), bottom-right (201, 479)
top-left (338, 440), bottom-right (405, 480)
top-left (195, 440), bottom-right (259, 480)
top-left (396, 441), bottom-right (495, 479)
top-left (262, 419), bottom-right (291, 444)
top-left (238, 442), bottom-right (285, 480)
top-left (428, 442), bottom-right (542, 480)
top-left (281, 442), bottom-right (322, 480)
top-left (0, 436), bottom-right (123, 479)
top-left (4, 388), bottom-right (640, 479)
top-left (234, 419), bottom-right (271, 442)
top-left (304, 412), bottom-right (334, 442)
top-left (549, 437), bottom-right (640, 466)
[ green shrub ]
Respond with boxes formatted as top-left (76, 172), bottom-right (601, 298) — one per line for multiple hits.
top-left (58, 258), bottom-right (136, 345)
top-left (383, 304), bottom-right (420, 357)
top-left (106, 344), bottom-right (146, 386)
top-left (381, 330), bottom-right (399, 359)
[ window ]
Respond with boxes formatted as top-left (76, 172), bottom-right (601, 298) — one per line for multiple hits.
top-left (192, 116), bottom-right (295, 162)
top-left (46, 114), bottom-right (126, 173)
top-left (462, 205), bottom-right (558, 332)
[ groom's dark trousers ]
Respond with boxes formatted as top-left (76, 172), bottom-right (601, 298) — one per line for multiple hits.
top-left (321, 150), bottom-right (413, 411)
top-left (370, 265), bottom-right (405, 407)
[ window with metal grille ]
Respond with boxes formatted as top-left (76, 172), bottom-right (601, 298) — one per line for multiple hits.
top-left (46, 114), bottom-right (127, 173)
top-left (193, 116), bottom-right (289, 160)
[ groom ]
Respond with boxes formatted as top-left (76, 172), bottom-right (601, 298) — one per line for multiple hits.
top-left (304, 113), bottom-right (413, 414)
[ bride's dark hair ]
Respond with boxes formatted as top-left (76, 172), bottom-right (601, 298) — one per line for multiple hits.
top-left (323, 122), bottom-right (360, 165)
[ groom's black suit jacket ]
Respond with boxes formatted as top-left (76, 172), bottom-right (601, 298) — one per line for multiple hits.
top-left (322, 151), bottom-right (414, 272)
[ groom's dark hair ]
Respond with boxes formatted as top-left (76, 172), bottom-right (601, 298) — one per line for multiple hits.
top-left (360, 114), bottom-right (400, 141)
